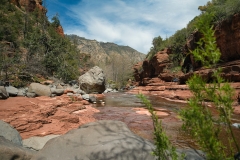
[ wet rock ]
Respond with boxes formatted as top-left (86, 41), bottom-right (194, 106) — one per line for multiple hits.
top-left (0, 137), bottom-right (36, 160)
top-left (23, 135), bottom-right (60, 151)
top-left (79, 66), bottom-right (106, 93)
top-left (0, 86), bottom-right (9, 99)
top-left (31, 120), bottom-right (156, 160)
top-left (0, 120), bottom-right (22, 146)
top-left (89, 95), bottom-right (96, 103)
top-left (28, 83), bottom-right (51, 97)
top-left (5, 85), bottom-right (18, 97)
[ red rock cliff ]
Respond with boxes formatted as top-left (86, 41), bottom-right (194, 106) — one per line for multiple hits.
top-left (134, 13), bottom-right (240, 85)
top-left (10, 0), bottom-right (45, 12)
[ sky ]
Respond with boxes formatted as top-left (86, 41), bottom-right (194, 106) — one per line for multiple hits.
top-left (46, 0), bottom-right (210, 54)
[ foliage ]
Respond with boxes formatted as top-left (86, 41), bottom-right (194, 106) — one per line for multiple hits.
top-left (198, 0), bottom-right (240, 24)
top-left (146, 36), bottom-right (165, 60)
top-left (180, 12), bottom-right (239, 159)
top-left (0, 1), bottom-right (81, 84)
top-left (51, 14), bottom-right (61, 27)
top-left (137, 94), bottom-right (181, 160)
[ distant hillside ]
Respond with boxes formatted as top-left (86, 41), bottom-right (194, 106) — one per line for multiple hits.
top-left (67, 35), bottom-right (146, 88)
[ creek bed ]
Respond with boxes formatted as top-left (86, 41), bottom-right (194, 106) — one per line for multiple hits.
top-left (92, 92), bottom-right (240, 152)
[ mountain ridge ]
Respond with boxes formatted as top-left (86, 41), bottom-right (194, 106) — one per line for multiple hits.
top-left (66, 34), bottom-right (146, 87)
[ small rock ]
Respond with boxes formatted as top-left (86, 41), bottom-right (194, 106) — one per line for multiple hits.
top-left (51, 89), bottom-right (64, 96)
top-left (104, 88), bottom-right (113, 93)
top-left (67, 93), bottom-right (74, 96)
top-left (26, 92), bottom-right (36, 98)
top-left (74, 89), bottom-right (86, 95)
top-left (82, 94), bottom-right (90, 100)
top-left (89, 95), bottom-right (96, 103)
top-left (232, 123), bottom-right (240, 128)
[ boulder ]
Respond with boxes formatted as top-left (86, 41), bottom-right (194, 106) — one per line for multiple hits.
top-left (31, 120), bottom-right (156, 160)
top-left (0, 86), bottom-right (9, 99)
top-left (5, 85), bottom-right (18, 97)
top-left (0, 120), bottom-right (22, 146)
top-left (79, 66), bottom-right (106, 93)
top-left (0, 137), bottom-right (35, 160)
top-left (28, 83), bottom-right (51, 97)
top-left (23, 135), bottom-right (60, 151)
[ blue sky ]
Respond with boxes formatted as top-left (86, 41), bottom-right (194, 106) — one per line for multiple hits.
top-left (46, 0), bottom-right (209, 54)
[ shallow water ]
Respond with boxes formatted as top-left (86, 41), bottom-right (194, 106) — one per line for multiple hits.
top-left (93, 92), bottom-right (240, 151)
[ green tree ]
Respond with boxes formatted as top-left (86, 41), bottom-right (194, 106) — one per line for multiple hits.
top-left (51, 14), bottom-right (60, 27)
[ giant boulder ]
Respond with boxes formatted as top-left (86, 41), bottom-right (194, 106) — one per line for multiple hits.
top-left (31, 120), bottom-right (156, 160)
top-left (28, 83), bottom-right (51, 97)
top-left (78, 66), bottom-right (106, 93)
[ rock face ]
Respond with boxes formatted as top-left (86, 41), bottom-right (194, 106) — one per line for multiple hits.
top-left (215, 14), bottom-right (240, 62)
top-left (28, 83), bottom-right (51, 97)
top-left (0, 120), bottom-right (22, 146)
top-left (31, 120), bottom-right (156, 160)
top-left (134, 14), bottom-right (240, 85)
top-left (133, 48), bottom-right (175, 85)
top-left (79, 66), bottom-right (106, 93)
top-left (55, 26), bottom-right (64, 37)
top-left (10, 0), bottom-right (45, 12)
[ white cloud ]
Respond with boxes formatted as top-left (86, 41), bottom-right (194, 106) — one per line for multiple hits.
top-left (57, 0), bottom-right (209, 54)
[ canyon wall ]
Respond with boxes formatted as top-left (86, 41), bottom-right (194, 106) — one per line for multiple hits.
top-left (134, 14), bottom-right (240, 85)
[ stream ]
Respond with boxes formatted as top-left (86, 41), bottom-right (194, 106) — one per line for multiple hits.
top-left (92, 92), bottom-right (240, 151)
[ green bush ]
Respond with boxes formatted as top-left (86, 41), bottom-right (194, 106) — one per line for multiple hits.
top-left (180, 12), bottom-right (239, 159)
